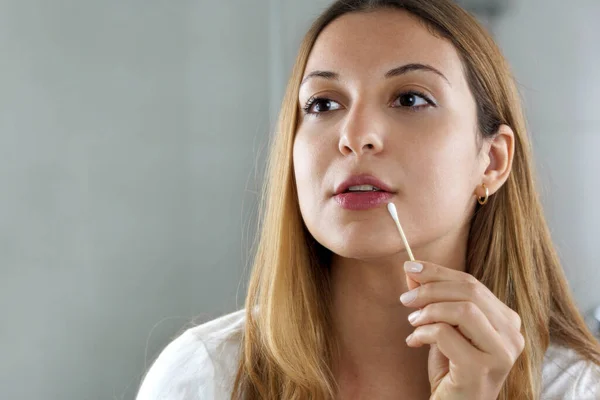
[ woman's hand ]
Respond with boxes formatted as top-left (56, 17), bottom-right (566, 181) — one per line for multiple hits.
top-left (400, 260), bottom-right (525, 400)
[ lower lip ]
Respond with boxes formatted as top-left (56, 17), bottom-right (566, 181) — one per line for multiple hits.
top-left (333, 191), bottom-right (394, 210)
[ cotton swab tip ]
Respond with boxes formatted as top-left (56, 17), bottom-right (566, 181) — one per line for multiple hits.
top-left (387, 202), bottom-right (415, 262)
top-left (387, 202), bottom-right (398, 220)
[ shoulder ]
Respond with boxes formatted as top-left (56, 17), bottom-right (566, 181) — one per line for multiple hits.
top-left (541, 341), bottom-right (600, 399)
top-left (136, 308), bottom-right (247, 400)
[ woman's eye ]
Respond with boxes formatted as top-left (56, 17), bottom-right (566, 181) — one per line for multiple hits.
top-left (302, 91), bottom-right (434, 116)
top-left (303, 97), bottom-right (342, 115)
top-left (392, 92), bottom-right (433, 109)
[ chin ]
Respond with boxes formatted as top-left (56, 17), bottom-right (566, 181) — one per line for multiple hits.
top-left (314, 227), bottom-right (402, 261)
top-left (332, 246), bottom-right (398, 262)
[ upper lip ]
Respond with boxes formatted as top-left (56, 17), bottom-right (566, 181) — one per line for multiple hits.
top-left (334, 174), bottom-right (396, 195)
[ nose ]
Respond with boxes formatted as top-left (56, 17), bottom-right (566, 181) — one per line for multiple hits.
top-left (338, 104), bottom-right (385, 157)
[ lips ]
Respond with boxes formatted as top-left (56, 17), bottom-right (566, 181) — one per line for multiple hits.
top-left (332, 174), bottom-right (396, 211)
top-left (334, 174), bottom-right (395, 195)
top-left (334, 191), bottom-right (394, 210)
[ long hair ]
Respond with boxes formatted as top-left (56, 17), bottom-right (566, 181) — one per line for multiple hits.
top-left (231, 1), bottom-right (600, 398)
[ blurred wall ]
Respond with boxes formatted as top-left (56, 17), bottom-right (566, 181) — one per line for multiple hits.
top-left (0, 0), bottom-right (598, 399)
top-left (1, 0), bottom-right (268, 399)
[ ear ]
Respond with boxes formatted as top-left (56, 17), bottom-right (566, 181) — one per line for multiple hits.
top-left (478, 124), bottom-right (515, 197)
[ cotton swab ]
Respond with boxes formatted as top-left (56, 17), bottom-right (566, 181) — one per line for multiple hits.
top-left (387, 202), bottom-right (415, 262)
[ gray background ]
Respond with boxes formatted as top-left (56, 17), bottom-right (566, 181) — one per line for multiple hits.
top-left (1, 0), bottom-right (598, 399)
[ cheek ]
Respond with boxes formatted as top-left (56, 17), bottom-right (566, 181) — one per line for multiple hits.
top-left (293, 129), bottom-right (343, 251)
top-left (404, 113), bottom-right (477, 186)
top-left (411, 133), bottom-right (478, 230)
top-left (293, 132), bottom-right (324, 214)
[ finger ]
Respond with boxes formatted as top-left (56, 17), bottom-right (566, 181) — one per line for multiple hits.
top-left (408, 301), bottom-right (506, 355)
top-left (401, 281), bottom-right (525, 357)
top-left (409, 323), bottom-right (521, 389)
top-left (406, 275), bottom-right (420, 291)
top-left (403, 260), bottom-right (520, 331)
top-left (406, 322), bottom-right (483, 368)
top-left (400, 279), bottom-right (519, 334)
top-left (404, 260), bottom-right (475, 284)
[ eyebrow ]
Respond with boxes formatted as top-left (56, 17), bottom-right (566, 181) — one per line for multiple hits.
top-left (300, 63), bottom-right (451, 87)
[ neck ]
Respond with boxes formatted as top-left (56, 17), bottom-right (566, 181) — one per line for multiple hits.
top-left (329, 227), bottom-right (469, 396)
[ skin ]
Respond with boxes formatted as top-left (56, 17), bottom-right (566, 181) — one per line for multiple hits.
top-left (293, 9), bottom-right (521, 400)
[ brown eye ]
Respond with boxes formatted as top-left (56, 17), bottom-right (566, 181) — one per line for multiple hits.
top-left (303, 97), bottom-right (342, 115)
top-left (399, 93), bottom-right (419, 106)
top-left (393, 91), bottom-right (434, 109)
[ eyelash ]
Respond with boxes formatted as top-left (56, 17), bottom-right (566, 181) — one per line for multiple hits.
top-left (301, 90), bottom-right (436, 117)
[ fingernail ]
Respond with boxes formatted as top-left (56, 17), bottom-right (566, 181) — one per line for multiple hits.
top-left (406, 333), bottom-right (414, 343)
top-left (404, 261), bottom-right (423, 273)
top-left (400, 289), bottom-right (418, 305)
top-left (408, 310), bottom-right (421, 324)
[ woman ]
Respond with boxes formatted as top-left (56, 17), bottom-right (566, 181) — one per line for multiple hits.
top-left (136, 0), bottom-right (600, 399)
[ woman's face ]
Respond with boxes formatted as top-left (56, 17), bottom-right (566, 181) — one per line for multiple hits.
top-left (293, 9), bottom-right (488, 261)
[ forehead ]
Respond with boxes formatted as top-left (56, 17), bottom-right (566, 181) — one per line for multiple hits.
top-left (304, 9), bottom-right (464, 85)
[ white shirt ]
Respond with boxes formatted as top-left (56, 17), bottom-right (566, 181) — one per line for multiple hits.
top-left (136, 308), bottom-right (600, 400)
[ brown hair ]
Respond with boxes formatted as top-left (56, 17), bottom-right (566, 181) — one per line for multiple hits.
top-left (231, 1), bottom-right (600, 398)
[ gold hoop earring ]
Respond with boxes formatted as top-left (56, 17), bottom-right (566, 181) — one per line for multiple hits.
top-left (478, 183), bottom-right (489, 205)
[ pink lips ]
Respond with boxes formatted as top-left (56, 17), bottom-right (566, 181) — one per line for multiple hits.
top-left (333, 174), bottom-right (395, 210)
top-left (334, 191), bottom-right (394, 210)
